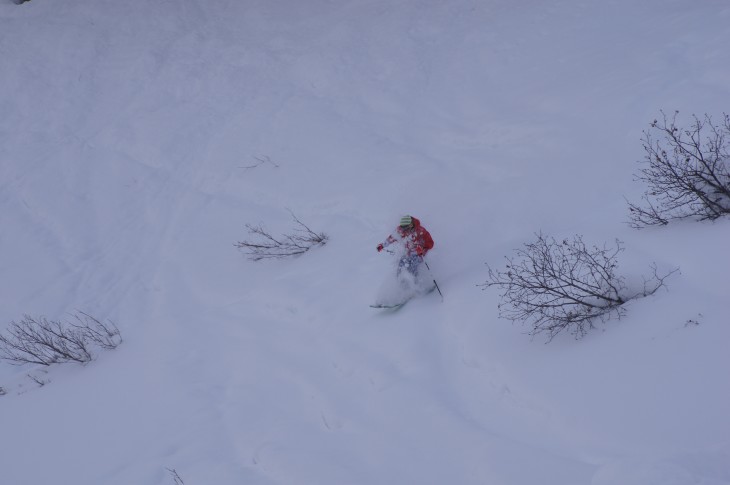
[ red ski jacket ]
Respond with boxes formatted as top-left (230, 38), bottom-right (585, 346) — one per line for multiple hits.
top-left (380, 217), bottom-right (434, 257)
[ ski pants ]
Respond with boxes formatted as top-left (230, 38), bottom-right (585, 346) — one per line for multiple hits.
top-left (398, 254), bottom-right (423, 276)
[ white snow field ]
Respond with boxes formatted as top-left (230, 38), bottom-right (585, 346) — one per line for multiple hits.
top-left (1, 0), bottom-right (729, 484)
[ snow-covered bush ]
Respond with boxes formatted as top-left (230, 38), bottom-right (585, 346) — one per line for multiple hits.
top-left (235, 212), bottom-right (328, 261)
top-left (0, 312), bottom-right (122, 366)
top-left (482, 234), bottom-right (676, 340)
top-left (628, 111), bottom-right (730, 227)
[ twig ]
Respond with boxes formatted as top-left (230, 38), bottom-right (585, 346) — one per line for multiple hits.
top-left (166, 468), bottom-right (185, 485)
top-left (240, 155), bottom-right (280, 170)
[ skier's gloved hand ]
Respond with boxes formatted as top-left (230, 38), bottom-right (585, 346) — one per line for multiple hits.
top-left (415, 246), bottom-right (425, 256)
top-left (377, 244), bottom-right (384, 252)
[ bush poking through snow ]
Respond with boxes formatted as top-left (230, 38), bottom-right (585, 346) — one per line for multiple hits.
top-left (0, 312), bottom-right (122, 366)
top-left (481, 234), bottom-right (677, 341)
top-left (628, 111), bottom-right (730, 227)
top-left (235, 211), bottom-right (328, 261)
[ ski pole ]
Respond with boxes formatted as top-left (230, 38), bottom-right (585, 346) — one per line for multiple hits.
top-left (423, 261), bottom-right (444, 301)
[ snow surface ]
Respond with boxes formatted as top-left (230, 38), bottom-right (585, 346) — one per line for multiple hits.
top-left (1, 0), bottom-right (729, 484)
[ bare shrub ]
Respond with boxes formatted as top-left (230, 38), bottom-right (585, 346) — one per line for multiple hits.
top-left (628, 111), bottom-right (730, 227)
top-left (235, 211), bottom-right (328, 261)
top-left (0, 311), bottom-right (122, 366)
top-left (481, 234), bottom-right (677, 340)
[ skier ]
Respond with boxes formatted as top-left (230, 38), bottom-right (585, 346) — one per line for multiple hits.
top-left (376, 215), bottom-right (434, 277)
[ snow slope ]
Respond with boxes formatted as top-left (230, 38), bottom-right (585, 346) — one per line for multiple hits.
top-left (1, 0), bottom-right (729, 484)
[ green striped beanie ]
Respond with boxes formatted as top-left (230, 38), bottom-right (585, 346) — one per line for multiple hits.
top-left (399, 215), bottom-right (413, 227)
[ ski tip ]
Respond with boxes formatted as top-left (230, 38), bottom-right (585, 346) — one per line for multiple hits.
top-left (370, 303), bottom-right (406, 309)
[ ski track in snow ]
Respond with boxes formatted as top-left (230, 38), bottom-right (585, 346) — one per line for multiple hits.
top-left (1, 0), bottom-right (730, 484)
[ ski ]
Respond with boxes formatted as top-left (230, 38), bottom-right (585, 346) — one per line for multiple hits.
top-left (370, 285), bottom-right (436, 310)
top-left (370, 301), bottom-right (408, 310)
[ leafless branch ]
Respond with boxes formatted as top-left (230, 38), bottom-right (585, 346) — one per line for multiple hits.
top-left (240, 155), bottom-right (280, 170)
top-left (28, 373), bottom-right (49, 387)
top-left (628, 111), bottom-right (730, 227)
top-left (481, 234), bottom-right (677, 341)
top-left (166, 468), bottom-right (185, 485)
top-left (234, 211), bottom-right (328, 261)
top-left (0, 312), bottom-right (122, 366)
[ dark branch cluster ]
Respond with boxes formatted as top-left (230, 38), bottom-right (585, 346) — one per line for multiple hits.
top-left (628, 111), bottom-right (730, 227)
top-left (0, 312), bottom-right (122, 366)
top-left (234, 212), bottom-right (328, 261)
top-left (481, 234), bottom-right (675, 340)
